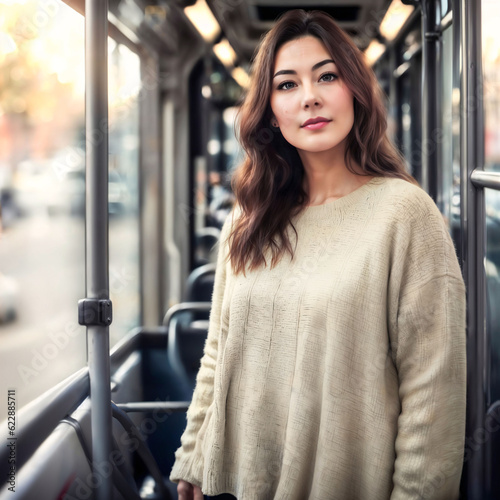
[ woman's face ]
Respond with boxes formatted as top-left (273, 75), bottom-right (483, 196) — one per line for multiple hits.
top-left (270, 36), bottom-right (354, 157)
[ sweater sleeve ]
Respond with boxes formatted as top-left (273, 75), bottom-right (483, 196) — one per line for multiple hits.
top-left (387, 190), bottom-right (467, 500)
top-left (169, 210), bottom-right (234, 486)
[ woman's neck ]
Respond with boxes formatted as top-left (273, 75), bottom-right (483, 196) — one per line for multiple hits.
top-left (299, 149), bottom-right (370, 206)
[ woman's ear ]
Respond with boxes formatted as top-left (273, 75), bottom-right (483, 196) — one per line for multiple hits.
top-left (270, 115), bottom-right (279, 128)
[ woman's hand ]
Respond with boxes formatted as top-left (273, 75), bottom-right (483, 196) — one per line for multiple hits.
top-left (177, 480), bottom-right (204, 500)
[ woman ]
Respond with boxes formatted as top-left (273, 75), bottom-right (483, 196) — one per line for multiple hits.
top-left (170, 9), bottom-right (466, 500)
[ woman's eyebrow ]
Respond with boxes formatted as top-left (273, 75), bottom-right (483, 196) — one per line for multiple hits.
top-left (273, 59), bottom-right (336, 78)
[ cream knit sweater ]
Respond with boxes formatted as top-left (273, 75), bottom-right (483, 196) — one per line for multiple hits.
top-left (170, 177), bottom-right (466, 500)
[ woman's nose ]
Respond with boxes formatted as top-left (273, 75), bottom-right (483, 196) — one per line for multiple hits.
top-left (302, 84), bottom-right (322, 109)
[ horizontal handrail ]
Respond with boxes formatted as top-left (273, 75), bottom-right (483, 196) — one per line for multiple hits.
top-left (116, 401), bottom-right (190, 412)
top-left (0, 367), bottom-right (90, 486)
top-left (0, 326), bottom-right (166, 488)
top-left (162, 302), bottom-right (212, 326)
top-left (471, 170), bottom-right (500, 190)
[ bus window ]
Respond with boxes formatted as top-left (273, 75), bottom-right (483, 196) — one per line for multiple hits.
top-left (440, 0), bottom-right (451, 17)
top-left (396, 52), bottom-right (422, 182)
top-left (0, 0), bottom-right (86, 420)
top-left (440, 26), bottom-right (460, 238)
top-left (222, 106), bottom-right (243, 175)
top-left (394, 23), bottom-right (422, 183)
top-left (108, 40), bottom-right (141, 346)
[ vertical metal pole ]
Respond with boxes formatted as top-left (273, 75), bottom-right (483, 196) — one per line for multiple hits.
top-left (460, 0), bottom-right (487, 497)
top-left (85, 0), bottom-right (113, 498)
top-left (421, 0), bottom-right (441, 202)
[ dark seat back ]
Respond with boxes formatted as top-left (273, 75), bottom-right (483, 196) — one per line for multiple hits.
top-left (194, 227), bottom-right (220, 267)
top-left (167, 316), bottom-right (208, 398)
top-left (185, 262), bottom-right (216, 303)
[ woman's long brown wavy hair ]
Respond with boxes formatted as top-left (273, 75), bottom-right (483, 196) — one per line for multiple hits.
top-left (227, 9), bottom-right (415, 275)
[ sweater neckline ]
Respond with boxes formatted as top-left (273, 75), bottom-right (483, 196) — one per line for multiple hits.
top-left (295, 176), bottom-right (385, 221)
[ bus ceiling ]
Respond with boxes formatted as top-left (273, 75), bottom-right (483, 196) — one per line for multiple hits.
top-left (65, 0), bottom-right (425, 66)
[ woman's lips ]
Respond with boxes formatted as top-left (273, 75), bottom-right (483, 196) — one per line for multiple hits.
top-left (302, 120), bottom-right (330, 130)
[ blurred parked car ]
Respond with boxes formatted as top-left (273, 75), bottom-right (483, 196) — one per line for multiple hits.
top-left (47, 148), bottom-right (86, 217)
top-left (12, 159), bottom-right (52, 217)
top-left (47, 168), bottom-right (86, 217)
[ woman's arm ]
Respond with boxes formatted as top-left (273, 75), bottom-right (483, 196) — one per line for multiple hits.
top-left (388, 192), bottom-right (467, 500)
top-left (169, 210), bottom-right (234, 487)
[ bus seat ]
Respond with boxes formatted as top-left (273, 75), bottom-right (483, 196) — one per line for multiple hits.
top-left (0, 420), bottom-right (93, 500)
top-left (0, 399), bottom-right (141, 500)
top-left (167, 315), bottom-right (208, 399)
top-left (184, 262), bottom-right (216, 303)
top-left (183, 263), bottom-right (216, 325)
top-left (194, 227), bottom-right (221, 267)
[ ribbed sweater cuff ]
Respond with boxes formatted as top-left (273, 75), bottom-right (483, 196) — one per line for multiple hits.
top-left (170, 463), bottom-right (239, 496)
top-left (169, 457), bottom-right (204, 488)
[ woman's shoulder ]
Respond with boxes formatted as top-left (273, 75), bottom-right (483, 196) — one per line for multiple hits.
top-left (373, 176), bottom-right (443, 223)
top-left (374, 176), bottom-right (430, 203)
top-left (373, 177), bottom-right (459, 263)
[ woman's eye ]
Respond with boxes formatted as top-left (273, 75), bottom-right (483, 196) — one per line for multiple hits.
top-left (277, 81), bottom-right (296, 91)
top-left (320, 73), bottom-right (337, 82)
